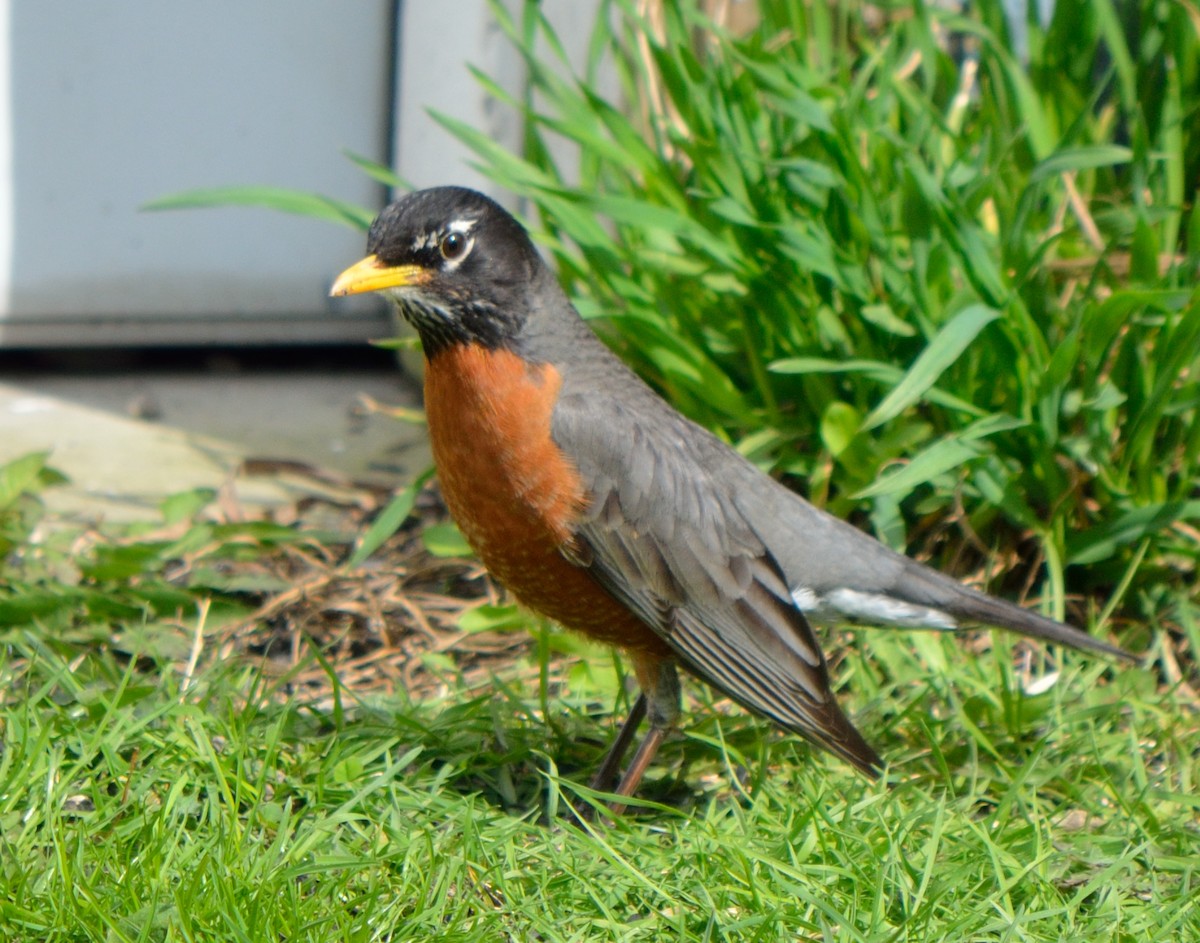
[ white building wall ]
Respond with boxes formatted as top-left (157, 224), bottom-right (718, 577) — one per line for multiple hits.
top-left (1, 2), bottom-right (401, 346)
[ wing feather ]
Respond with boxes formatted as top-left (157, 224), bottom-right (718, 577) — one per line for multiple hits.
top-left (552, 384), bottom-right (881, 775)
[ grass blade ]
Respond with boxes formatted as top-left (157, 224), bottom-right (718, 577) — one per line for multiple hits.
top-left (142, 186), bottom-right (375, 230)
top-left (863, 304), bottom-right (1001, 430)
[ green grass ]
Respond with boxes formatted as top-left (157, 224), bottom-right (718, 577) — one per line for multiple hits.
top-left (1, 606), bottom-right (1195, 941)
top-left (0, 454), bottom-right (1196, 940)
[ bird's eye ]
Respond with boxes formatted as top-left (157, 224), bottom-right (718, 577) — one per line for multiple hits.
top-left (440, 232), bottom-right (468, 261)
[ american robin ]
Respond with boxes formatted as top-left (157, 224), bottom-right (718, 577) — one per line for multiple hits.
top-left (331, 187), bottom-right (1135, 809)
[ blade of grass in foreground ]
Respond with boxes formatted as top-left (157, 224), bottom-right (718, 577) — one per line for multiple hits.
top-left (142, 186), bottom-right (375, 230)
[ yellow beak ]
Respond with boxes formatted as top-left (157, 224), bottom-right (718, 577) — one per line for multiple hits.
top-left (329, 254), bottom-right (429, 297)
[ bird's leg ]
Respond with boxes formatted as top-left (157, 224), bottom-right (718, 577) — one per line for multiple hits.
top-left (589, 693), bottom-right (647, 794)
top-left (607, 726), bottom-right (667, 816)
top-left (606, 656), bottom-right (681, 815)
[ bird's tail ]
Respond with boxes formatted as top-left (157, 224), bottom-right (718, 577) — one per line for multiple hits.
top-left (907, 566), bottom-right (1139, 663)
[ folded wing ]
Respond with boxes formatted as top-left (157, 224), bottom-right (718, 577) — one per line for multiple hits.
top-left (552, 386), bottom-right (882, 775)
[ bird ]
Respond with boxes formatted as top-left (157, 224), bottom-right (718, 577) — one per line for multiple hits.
top-left (330, 186), bottom-right (1136, 811)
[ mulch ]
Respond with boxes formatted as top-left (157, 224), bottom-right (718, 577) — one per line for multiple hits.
top-left (194, 461), bottom-right (555, 709)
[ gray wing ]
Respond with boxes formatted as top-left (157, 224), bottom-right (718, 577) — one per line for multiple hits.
top-left (551, 380), bottom-right (881, 775)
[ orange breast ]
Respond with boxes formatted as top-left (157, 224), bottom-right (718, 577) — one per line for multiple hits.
top-left (423, 343), bottom-right (668, 656)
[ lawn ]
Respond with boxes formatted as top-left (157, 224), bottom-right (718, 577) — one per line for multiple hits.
top-left (0, 445), bottom-right (1194, 942)
top-left (5, 0), bottom-right (1200, 939)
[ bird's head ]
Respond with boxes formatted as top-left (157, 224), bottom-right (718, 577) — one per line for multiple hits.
top-left (331, 187), bottom-right (543, 357)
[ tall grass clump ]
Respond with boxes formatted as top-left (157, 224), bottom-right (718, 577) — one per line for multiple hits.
top-left (441, 0), bottom-right (1199, 642)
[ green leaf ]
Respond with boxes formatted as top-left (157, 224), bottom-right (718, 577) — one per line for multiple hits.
top-left (142, 187), bottom-right (375, 230)
top-left (160, 488), bottom-right (218, 526)
top-left (458, 603), bottom-right (526, 634)
top-left (855, 414), bottom-right (1025, 500)
top-left (768, 357), bottom-right (898, 378)
top-left (340, 149), bottom-right (410, 190)
top-left (707, 196), bottom-right (761, 227)
top-left (0, 452), bottom-right (51, 511)
top-left (860, 303), bottom-right (917, 337)
top-left (1131, 217), bottom-right (1160, 284)
top-left (1028, 145), bottom-right (1133, 184)
top-left (0, 589), bottom-right (82, 626)
top-left (820, 402), bottom-right (861, 458)
top-left (1066, 501), bottom-right (1200, 566)
top-left (855, 439), bottom-right (977, 501)
top-left (422, 522), bottom-right (473, 559)
top-left (79, 543), bottom-right (169, 582)
top-left (346, 469), bottom-right (433, 569)
top-left (863, 304), bottom-right (1001, 430)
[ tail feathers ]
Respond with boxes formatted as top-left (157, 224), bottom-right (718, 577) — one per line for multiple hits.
top-left (905, 566), bottom-right (1139, 663)
top-left (949, 589), bottom-right (1137, 662)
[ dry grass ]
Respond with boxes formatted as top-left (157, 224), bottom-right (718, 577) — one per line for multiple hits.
top-left (176, 464), bottom-right (569, 710)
